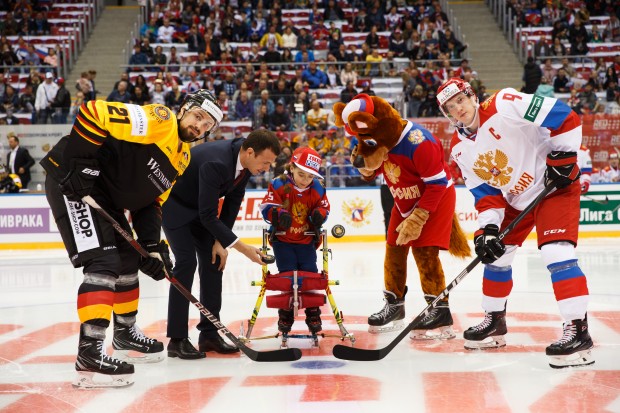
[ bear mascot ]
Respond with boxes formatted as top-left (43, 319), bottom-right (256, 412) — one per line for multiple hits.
top-left (333, 93), bottom-right (471, 339)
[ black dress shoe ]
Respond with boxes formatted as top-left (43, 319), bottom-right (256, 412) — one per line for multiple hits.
top-left (198, 335), bottom-right (240, 354)
top-left (167, 338), bottom-right (206, 359)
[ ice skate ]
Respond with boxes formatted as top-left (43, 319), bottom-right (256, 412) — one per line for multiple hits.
top-left (305, 307), bottom-right (322, 347)
top-left (277, 309), bottom-right (294, 334)
top-left (546, 316), bottom-right (595, 369)
top-left (278, 309), bottom-right (294, 348)
top-left (112, 322), bottom-right (164, 363)
top-left (410, 295), bottom-right (455, 340)
top-left (73, 335), bottom-right (134, 389)
top-left (463, 309), bottom-right (507, 350)
top-left (368, 289), bottom-right (406, 334)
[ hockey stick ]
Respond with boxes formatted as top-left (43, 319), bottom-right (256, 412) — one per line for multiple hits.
top-left (332, 182), bottom-right (558, 361)
top-left (582, 194), bottom-right (609, 205)
top-left (81, 195), bottom-right (302, 362)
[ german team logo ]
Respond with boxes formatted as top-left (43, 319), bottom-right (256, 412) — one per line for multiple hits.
top-left (408, 129), bottom-right (425, 145)
top-left (342, 198), bottom-right (373, 228)
top-left (473, 149), bottom-right (513, 187)
top-left (383, 160), bottom-right (401, 185)
top-left (154, 106), bottom-right (170, 121)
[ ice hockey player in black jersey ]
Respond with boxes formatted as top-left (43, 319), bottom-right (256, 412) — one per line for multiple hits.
top-left (40, 90), bottom-right (223, 388)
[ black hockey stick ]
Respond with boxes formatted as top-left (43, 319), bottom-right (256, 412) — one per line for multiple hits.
top-left (583, 194), bottom-right (609, 205)
top-left (332, 182), bottom-right (558, 361)
top-left (82, 195), bottom-right (302, 362)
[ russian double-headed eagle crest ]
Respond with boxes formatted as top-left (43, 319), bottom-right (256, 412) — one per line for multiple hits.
top-left (473, 149), bottom-right (513, 187)
top-left (383, 160), bottom-right (401, 185)
top-left (291, 202), bottom-right (309, 225)
top-left (408, 129), bottom-right (426, 145)
top-left (342, 198), bottom-right (374, 228)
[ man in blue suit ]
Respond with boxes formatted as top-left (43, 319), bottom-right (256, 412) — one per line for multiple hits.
top-left (164, 129), bottom-right (280, 359)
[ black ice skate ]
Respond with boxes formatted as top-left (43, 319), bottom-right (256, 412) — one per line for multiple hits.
top-left (463, 309), bottom-right (507, 350)
top-left (277, 309), bottom-right (295, 334)
top-left (410, 295), bottom-right (455, 340)
top-left (546, 316), bottom-right (595, 369)
top-left (368, 288), bottom-right (406, 334)
top-left (305, 307), bottom-right (322, 333)
top-left (73, 335), bottom-right (134, 389)
top-left (112, 322), bottom-right (164, 363)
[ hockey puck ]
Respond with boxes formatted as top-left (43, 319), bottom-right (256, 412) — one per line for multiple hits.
top-left (261, 254), bottom-right (276, 264)
top-left (331, 225), bottom-right (345, 238)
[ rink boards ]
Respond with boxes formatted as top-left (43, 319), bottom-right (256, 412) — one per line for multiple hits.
top-left (0, 184), bottom-right (619, 249)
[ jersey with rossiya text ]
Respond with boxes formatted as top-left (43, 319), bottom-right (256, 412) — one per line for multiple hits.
top-left (260, 175), bottom-right (330, 245)
top-left (379, 120), bottom-right (452, 217)
top-left (450, 88), bottom-right (581, 228)
top-left (41, 101), bottom-right (191, 211)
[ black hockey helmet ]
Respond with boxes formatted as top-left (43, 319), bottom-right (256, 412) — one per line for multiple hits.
top-left (179, 89), bottom-right (223, 141)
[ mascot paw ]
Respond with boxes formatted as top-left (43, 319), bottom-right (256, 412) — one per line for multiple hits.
top-left (395, 208), bottom-right (430, 245)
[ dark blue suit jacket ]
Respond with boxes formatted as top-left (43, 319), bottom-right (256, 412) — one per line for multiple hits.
top-left (162, 138), bottom-right (250, 248)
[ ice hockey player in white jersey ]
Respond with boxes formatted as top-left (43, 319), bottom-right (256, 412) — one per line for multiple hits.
top-left (577, 145), bottom-right (592, 193)
top-left (436, 78), bottom-right (594, 368)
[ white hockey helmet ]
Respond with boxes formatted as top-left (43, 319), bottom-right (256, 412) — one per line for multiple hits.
top-left (436, 78), bottom-right (477, 122)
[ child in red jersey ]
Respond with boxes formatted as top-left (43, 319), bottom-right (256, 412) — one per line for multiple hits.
top-left (261, 147), bottom-right (330, 335)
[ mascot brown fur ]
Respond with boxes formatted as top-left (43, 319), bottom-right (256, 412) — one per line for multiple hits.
top-left (333, 94), bottom-right (470, 335)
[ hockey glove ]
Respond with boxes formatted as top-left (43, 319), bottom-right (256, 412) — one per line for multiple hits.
top-left (580, 179), bottom-right (590, 194)
top-left (139, 240), bottom-right (172, 281)
top-left (271, 208), bottom-right (292, 230)
top-left (59, 158), bottom-right (100, 202)
top-left (545, 151), bottom-right (580, 189)
top-left (309, 209), bottom-right (326, 229)
top-left (474, 224), bottom-right (506, 264)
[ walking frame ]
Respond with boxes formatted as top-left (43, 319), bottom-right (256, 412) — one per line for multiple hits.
top-left (239, 228), bottom-right (356, 348)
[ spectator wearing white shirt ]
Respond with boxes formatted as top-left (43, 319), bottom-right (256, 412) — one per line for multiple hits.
top-left (34, 72), bottom-right (59, 124)
top-left (281, 26), bottom-right (297, 49)
top-left (157, 18), bottom-right (176, 43)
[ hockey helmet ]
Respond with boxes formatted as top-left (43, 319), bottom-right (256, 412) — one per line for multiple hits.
top-left (180, 89), bottom-right (223, 141)
top-left (436, 78), bottom-right (476, 120)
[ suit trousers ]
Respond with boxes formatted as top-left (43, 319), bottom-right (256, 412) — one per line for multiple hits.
top-left (164, 217), bottom-right (224, 340)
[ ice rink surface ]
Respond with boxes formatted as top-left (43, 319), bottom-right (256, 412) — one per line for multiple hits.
top-left (0, 239), bottom-right (619, 413)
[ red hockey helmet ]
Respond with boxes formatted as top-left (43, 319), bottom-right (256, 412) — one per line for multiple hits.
top-left (436, 78), bottom-right (476, 120)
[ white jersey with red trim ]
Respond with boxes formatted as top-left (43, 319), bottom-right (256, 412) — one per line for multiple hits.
top-left (450, 88), bottom-right (582, 227)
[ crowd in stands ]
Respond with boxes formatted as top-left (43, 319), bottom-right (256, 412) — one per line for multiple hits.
top-left (512, 1), bottom-right (620, 114)
top-left (115, 0), bottom-right (476, 122)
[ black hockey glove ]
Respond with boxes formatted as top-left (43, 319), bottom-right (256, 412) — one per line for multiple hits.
top-left (474, 224), bottom-right (506, 264)
top-left (545, 151), bottom-right (580, 189)
top-left (59, 158), bottom-right (100, 202)
top-left (139, 240), bottom-right (172, 281)
top-left (310, 209), bottom-right (326, 229)
top-left (271, 208), bottom-right (292, 230)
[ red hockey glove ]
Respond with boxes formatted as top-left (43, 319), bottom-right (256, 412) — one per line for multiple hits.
top-left (545, 151), bottom-right (580, 189)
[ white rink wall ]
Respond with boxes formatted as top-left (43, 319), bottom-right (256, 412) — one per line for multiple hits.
top-left (1, 184), bottom-right (618, 248)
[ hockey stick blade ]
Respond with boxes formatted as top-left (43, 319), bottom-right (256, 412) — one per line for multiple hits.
top-left (332, 183), bottom-right (557, 361)
top-left (82, 195), bottom-right (301, 363)
top-left (584, 194), bottom-right (609, 205)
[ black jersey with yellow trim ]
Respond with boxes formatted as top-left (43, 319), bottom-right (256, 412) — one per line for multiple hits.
top-left (41, 100), bottom-right (191, 211)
